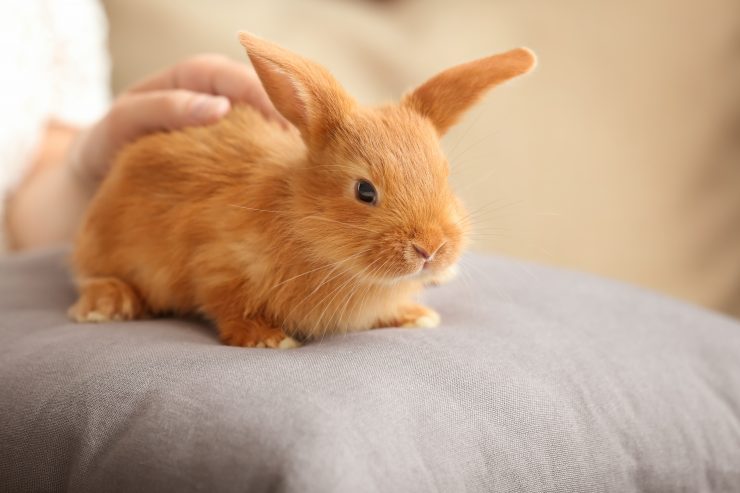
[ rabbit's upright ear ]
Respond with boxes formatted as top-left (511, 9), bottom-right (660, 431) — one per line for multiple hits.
top-left (403, 48), bottom-right (536, 137)
top-left (239, 32), bottom-right (355, 148)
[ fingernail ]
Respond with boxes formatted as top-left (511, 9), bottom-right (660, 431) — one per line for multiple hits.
top-left (190, 95), bottom-right (231, 122)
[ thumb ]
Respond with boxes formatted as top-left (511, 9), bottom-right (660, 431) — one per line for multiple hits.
top-left (108, 89), bottom-right (231, 140)
top-left (72, 90), bottom-right (230, 184)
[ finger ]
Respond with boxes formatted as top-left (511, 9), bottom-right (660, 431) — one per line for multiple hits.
top-left (74, 90), bottom-right (231, 183)
top-left (128, 55), bottom-right (243, 96)
top-left (129, 54), bottom-right (289, 127)
top-left (107, 89), bottom-right (231, 143)
top-left (206, 61), bottom-right (287, 125)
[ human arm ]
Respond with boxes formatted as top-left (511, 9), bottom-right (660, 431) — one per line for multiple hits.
top-left (6, 55), bottom-right (286, 250)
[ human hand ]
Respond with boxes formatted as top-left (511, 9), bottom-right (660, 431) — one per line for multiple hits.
top-left (6, 54), bottom-right (287, 250)
top-left (69, 54), bottom-right (288, 187)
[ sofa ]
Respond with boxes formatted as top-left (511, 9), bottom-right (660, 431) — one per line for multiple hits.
top-left (1, 249), bottom-right (739, 491)
top-left (102, 0), bottom-right (740, 318)
top-left (2, 1), bottom-right (739, 491)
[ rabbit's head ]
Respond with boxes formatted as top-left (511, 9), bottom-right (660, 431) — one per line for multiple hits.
top-left (239, 33), bottom-right (535, 283)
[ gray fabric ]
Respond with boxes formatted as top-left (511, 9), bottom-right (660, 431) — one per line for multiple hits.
top-left (1, 249), bottom-right (739, 493)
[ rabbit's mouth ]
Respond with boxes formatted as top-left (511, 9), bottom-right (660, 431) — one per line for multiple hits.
top-left (374, 259), bottom-right (454, 284)
top-left (350, 231), bottom-right (462, 284)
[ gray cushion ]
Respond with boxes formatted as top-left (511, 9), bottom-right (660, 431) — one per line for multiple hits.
top-left (1, 249), bottom-right (739, 492)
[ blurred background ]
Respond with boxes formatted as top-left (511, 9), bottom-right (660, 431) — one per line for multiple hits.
top-left (101, 0), bottom-right (740, 318)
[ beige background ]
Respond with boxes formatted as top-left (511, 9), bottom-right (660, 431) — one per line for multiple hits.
top-left (102, 0), bottom-right (740, 318)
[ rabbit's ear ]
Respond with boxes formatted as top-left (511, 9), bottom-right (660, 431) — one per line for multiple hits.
top-left (403, 48), bottom-right (536, 136)
top-left (239, 32), bottom-right (355, 147)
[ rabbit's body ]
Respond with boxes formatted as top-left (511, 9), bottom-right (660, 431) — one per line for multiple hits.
top-left (72, 106), bottom-right (423, 345)
top-left (69, 33), bottom-right (535, 348)
top-left (74, 105), bottom-right (300, 316)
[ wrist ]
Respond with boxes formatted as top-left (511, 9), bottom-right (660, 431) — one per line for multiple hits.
top-left (64, 128), bottom-right (101, 197)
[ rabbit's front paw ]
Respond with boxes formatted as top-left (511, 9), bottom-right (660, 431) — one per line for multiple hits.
top-left (376, 304), bottom-right (440, 329)
top-left (426, 265), bottom-right (459, 287)
top-left (69, 277), bottom-right (146, 323)
top-left (219, 317), bottom-right (301, 349)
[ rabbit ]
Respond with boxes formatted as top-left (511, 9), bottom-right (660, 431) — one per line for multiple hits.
top-left (68, 32), bottom-right (536, 348)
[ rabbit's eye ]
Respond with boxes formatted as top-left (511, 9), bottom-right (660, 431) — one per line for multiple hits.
top-left (355, 180), bottom-right (377, 205)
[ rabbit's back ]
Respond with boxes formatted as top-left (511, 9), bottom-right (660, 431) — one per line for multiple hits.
top-left (72, 105), bottom-right (303, 313)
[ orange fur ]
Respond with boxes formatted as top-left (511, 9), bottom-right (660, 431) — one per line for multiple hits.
top-left (69, 33), bottom-right (536, 348)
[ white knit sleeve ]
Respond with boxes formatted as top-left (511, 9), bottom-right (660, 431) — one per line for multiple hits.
top-left (46, 0), bottom-right (112, 126)
top-left (0, 1), bottom-right (111, 253)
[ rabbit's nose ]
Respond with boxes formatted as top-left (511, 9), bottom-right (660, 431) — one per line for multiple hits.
top-left (413, 244), bottom-right (432, 261)
top-left (412, 241), bottom-right (445, 263)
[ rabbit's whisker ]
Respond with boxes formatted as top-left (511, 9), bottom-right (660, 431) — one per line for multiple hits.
top-left (229, 204), bottom-right (379, 234)
top-left (300, 215), bottom-right (379, 234)
top-left (335, 256), bottom-right (392, 336)
top-left (280, 257), bottom-right (353, 331)
top-left (228, 204), bottom-right (289, 215)
top-left (338, 256), bottom-right (391, 337)
top-left (343, 258), bottom-right (387, 333)
top-left (456, 199), bottom-right (525, 225)
top-left (269, 249), bottom-right (369, 292)
top-left (311, 164), bottom-right (362, 173)
top-left (312, 256), bottom-right (382, 340)
top-left (317, 257), bottom-right (383, 336)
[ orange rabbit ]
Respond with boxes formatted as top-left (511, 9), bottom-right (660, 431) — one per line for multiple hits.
top-left (69, 33), bottom-right (536, 348)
